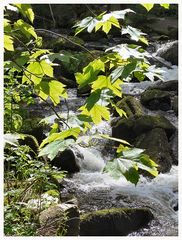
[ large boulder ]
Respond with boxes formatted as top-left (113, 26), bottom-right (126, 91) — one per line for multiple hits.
top-left (147, 80), bottom-right (178, 92)
top-left (80, 208), bottom-right (153, 236)
top-left (37, 199), bottom-right (80, 236)
top-left (140, 89), bottom-right (171, 111)
top-left (156, 40), bottom-right (178, 65)
top-left (52, 147), bottom-right (84, 173)
top-left (112, 115), bottom-right (176, 142)
top-left (135, 128), bottom-right (173, 173)
top-left (114, 96), bottom-right (144, 117)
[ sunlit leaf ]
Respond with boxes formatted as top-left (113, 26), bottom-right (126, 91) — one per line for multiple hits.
top-left (14, 19), bottom-right (37, 39)
top-left (40, 127), bottom-right (81, 148)
top-left (4, 35), bottom-right (14, 51)
top-left (15, 4), bottom-right (34, 23)
top-left (122, 26), bottom-right (147, 43)
top-left (160, 4), bottom-right (170, 9)
top-left (38, 139), bottom-right (75, 160)
top-left (141, 4), bottom-right (154, 11)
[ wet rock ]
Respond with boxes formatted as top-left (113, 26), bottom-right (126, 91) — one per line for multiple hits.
top-left (170, 130), bottom-right (178, 165)
top-left (156, 40), bottom-right (178, 65)
top-left (43, 35), bottom-right (85, 52)
top-left (135, 128), bottom-right (173, 173)
top-left (147, 18), bottom-right (178, 41)
top-left (37, 199), bottom-right (80, 236)
top-left (114, 96), bottom-right (144, 117)
top-left (77, 85), bottom-right (91, 97)
top-left (140, 89), bottom-right (171, 111)
top-left (112, 115), bottom-right (176, 142)
top-left (80, 208), bottom-right (153, 236)
top-left (171, 96), bottom-right (178, 115)
top-left (57, 76), bottom-right (77, 88)
top-left (52, 147), bottom-right (84, 173)
top-left (148, 80), bottom-right (178, 92)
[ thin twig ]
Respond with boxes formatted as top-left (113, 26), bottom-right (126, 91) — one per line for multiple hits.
top-left (85, 4), bottom-right (97, 17)
top-left (35, 28), bottom-right (95, 59)
top-left (49, 4), bottom-right (56, 28)
top-left (38, 95), bottom-right (70, 129)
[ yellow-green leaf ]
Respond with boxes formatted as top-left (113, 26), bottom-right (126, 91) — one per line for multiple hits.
top-left (141, 4), bottom-right (154, 11)
top-left (14, 19), bottom-right (37, 39)
top-left (15, 4), bottom-right (34, 23)
top-left (40, 60), bottom-right (53, 78)
top-left (160, 4), bottom-right (170, 9)
top-left (40, 127), bottom-right (80, 148)
top-left (4, 35), bottom-right (14, 51)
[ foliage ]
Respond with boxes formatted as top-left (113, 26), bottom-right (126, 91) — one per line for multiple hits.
top-left (141, 4), bottom-right (170, 12)
top-left (4, 4), bottom-right (165, 235)
top-left (103, 146), bottom-right (158, 185)
top-left (4, 136), bottom-right (65, 235)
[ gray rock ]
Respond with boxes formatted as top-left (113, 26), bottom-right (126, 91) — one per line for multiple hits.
top-left (38, 199), bottom-right (80, 236)
top-left (112, 115), bottom-right (176, 142)
top-left (156, 41), bottom-right (178, 65)
top-left (171, 96), bottom-right (178, 115)
top-left (140, 89), bottom-right (171, 111)
top-left (135, 128), bottom-right (173, 173)
top-left (80, 208), bottom-right (153, 236)
top-left (52, 147), bottom-right (84, 173)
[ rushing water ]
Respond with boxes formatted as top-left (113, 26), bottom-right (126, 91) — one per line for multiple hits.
top-left (26, 41), bottom-right (178, 235)
top-left (62, 119), bottom-right (178, 236)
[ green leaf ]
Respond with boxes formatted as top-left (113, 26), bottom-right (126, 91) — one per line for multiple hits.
top-left (15, 4), bottom-right (34, 23)
top-left (106, 44), bottom-right (149, 60)
top-left (40, 127), bottom-right (81, 148)
top-left (74, 16), bottom-right (98, 35)
top-left (40, 60), bottom-right (53, 78)
top-left (4, 19), bottom-right (12, 32)
top-left (12, 114), bottom-right (22, 131)
top-left (95, 16), bottom-right (120, 34)
top-left (36, 80), bottom-right (67, 105)
top-left (22, 62), bottom-right (43, 85)
top-left (111, 103), bottom-right (127, 118)
top-left (4, 35), bottom-right (14, 51)
top-left (121, 60), bottom-right (137, 80)
top-left (144, 65), bottom-right (164, 81)
top-left (122, 148), bottom-right (145, 159)
top-left (38, 139), bottom-right (75, 160)
top-left (85, 89), bottom-right (101, 111)
top-left (99, 134), bottom-right (131, 146)
top-left (31, 50), bottom-right (50, 59)
top-left (123, 167), bottom-right (140, 185)
top-left (80, 104), bottom-right (110, 124)
top-left (4, 133), bottom-right (22, 146)
top-left (160, 4), bottom-right (170, 9)
top-left (122, 26), bottom-right (147, 42)
top-left (75, 59), bottom-right (105, 88)
top-left (141, 4), bottom-right (154, 11)
top-left (14, 19), bottom-right (37, 39)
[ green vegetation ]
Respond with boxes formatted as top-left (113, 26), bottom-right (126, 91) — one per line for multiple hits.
top-left (4, 3), bottom-right (171, 236)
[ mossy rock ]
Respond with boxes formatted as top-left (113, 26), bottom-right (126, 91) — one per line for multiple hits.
top-left (38, 201), bottom-right (80, 236)
top-left (140, 89), bottom-right (171, 111)
top-left (115, 96), bottom-right (144, 118)
top-left (135, 128), bottom-right (173, 173)
top-left (148, 80), bottom-right (178, 93)
top-left (43, 36), bottom-right (85, 52)
top-left (112, 115), bottom-right (176, 142)
top-left (80, 208), bottom-right (153, 236)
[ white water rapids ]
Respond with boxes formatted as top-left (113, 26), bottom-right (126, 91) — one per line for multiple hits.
top-left (63, 118), bottom-right (178, 236)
